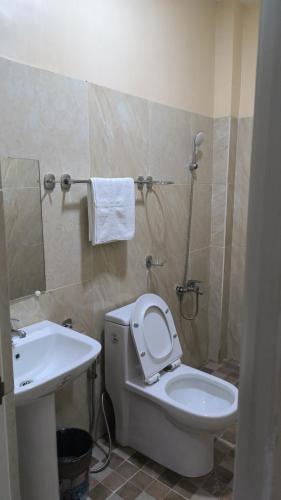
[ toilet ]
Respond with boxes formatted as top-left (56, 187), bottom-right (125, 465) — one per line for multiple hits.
top-left (105, 293), bottom-right (238, 477)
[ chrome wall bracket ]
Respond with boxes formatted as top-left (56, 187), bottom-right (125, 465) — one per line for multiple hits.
top-left (44, 173), bottom-right (56, 191)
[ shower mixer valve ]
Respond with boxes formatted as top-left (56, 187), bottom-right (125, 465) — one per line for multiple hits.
top-left (176, 279), bottom-right (203, 296)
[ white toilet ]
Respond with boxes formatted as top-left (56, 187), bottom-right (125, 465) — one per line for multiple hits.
top-left (105, 293), bottom-right (238, 477)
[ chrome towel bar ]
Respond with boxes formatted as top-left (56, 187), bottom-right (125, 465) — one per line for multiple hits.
top-left (44, 173), bottom-right (174, 192)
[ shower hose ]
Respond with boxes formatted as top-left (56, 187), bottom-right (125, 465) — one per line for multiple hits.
top-left (88, 362), bottom-right (112, 473)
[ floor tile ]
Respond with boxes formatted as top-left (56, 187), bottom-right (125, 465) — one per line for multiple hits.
top-left (131, 470), bottom-right (154, 490)
top-left (89, 482), bottom-right (112, 499)
top-left (93, 444), bottom-right (110, 463)
top-left (116, 480), bottom-right (142, 500)
top-left (135, 492), bottom-right (155, 500)
top-left (190, 489), bottom-right (219, 499)
top-left (142, 460), bottom-right (166, 479)
top-left (214, 447), bottom-right (225, 465)
top-left (158, 469), bottom-right (181, 488)
top-left (221, 489), bottom-right (233, 499)
top-left (91, 466), bottom-right (113, 482)
top-left (102, 470), bottom-right (127, 491)
top-left (117, 461), bottom-right (139, 479)
top-left (200, 367), bottom-right (214, 374)
top-left (145, 479), bottom-right (170, 499)
top-left (221, 426), bottom-right (236, 445)
top-left (204, 361), bottom-right (222, 371)
top-left (220, 455), bottom-right (234, 473)
top-left (203, 466), bottom-right (233, 496)
top-left (115, 446), bottom-right (135, 460)
top-left (214, 439), bottom-right (233, 455)
top-left (212, 371), bottom-right (228, 380)
top-left (110, 452), bottom-right (126, 469)
top-left (165, 491), bottom-right (185, 500)
top-left (129, 451), bottom-right (149, 467)
top-left (174, 477), bottom-right (198, 498)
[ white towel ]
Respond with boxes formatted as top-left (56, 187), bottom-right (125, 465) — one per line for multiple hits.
top-left (87, 177), bottom-right (135, 245)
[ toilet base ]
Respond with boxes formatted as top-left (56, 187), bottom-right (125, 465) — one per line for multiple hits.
top-left (117, 389), bottom-right (214, 477)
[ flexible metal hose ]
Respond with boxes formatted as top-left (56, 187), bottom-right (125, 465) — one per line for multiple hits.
top-left (88, 362), bottom-right (112, 473)
top-left (179, 172), bottom-right (200, 321)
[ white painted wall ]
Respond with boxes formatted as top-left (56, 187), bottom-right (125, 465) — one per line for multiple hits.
top-left (0, 0), bottom-right (216, 117)
top-left (239, 4), bottom-right (260, 117)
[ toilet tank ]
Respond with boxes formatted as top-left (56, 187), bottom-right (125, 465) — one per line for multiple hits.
top-left (105, 302), bottom-right (141, 394)
top-left (105, 302), bottom-right (142, 444)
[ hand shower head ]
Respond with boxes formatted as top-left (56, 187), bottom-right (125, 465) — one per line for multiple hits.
top-left (194, 131), bottom-right (204, 148)
top-left (189, 131), bottom-right (205, 171)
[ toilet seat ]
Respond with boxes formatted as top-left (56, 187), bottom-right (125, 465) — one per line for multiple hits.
top-left (130, 294), bottom-right (182, 384)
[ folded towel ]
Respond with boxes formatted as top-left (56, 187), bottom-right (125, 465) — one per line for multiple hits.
top-left (87, 177), bottom-right (135, 245)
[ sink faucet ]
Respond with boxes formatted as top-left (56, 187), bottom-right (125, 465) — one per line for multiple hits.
top-left (11, 318), bottom-right (27, 340)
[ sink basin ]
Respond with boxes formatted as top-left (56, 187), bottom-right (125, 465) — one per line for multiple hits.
top-left (14, 320), bottom-right (101, 500)
top-left (13, 320), bottom-right (101, 406)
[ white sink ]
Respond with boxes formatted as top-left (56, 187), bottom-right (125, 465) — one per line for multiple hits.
top-left (14, 320), bottom-right (101, 500)
top-left (13, 320), bottom-right (101, 406)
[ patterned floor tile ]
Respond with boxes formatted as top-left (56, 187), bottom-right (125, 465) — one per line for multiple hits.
top-left (174, 477), bottom-right (198, 498)
top-left (158, 469), bottom-right (181, 488)
top-left (102, 470), bottom-right (127, 491)
top-left (129, 451), bottom-right (150, 467)
top-left (203, 466), bottom-right (233, 496)
top-left (165, 491), bottom-right (185, 500)
top-left (116, 480), bottom-right (142, 499)
top-left (145, 479), bottom-right (171, 499)
top-left (89, 482), bottom-right (112, 499)
top-left (142, 460), bottom-right (166, 479)
top-left (131, 470), bottom-right (154, 490)
top-left (116, 461), bottom-right (139, 479)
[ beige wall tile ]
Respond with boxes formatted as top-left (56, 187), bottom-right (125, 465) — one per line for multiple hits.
top-left (208, 246), bottom-right (224, 360)
top-left (89, 84), bottom-right (149, 179)
top-left (149, 102), bottom-right (190, 185)
top-left (228, 243), bottom-right (247, 359)
top-left (211, 183), bottom-right (227, 246)
top-left (0, 58), bottom-right (90, 181)
top-left (212, 117), bottom-right (230, 183)
top-left (190, 182), bottom-right (212, 251)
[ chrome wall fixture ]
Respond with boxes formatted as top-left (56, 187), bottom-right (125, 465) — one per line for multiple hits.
top-left (44, 174), bottom-right (174, 192)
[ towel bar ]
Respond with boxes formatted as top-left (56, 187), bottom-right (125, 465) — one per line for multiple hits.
top-left (44, 174), bottom-right (174, 192)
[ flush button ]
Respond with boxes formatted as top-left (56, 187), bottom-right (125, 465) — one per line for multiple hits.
top-left (165, 308), bottom-right (169, 314)
top-left (140, 351), bottom-right (146, 357)
top-left (133, 323), bottom-right (139, 328)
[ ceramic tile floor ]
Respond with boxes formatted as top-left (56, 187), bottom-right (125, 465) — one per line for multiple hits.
top-left (88, 360), bottom-right (239, 500)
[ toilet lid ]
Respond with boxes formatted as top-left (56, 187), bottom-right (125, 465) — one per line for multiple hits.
top-left (130, 294), bottom-right (182, 382)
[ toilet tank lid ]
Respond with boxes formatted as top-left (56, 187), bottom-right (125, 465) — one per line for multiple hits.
top-left (105, 302), bottom-right (135, 326)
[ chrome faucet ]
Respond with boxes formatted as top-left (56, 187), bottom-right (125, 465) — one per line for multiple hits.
top-left (11, 318), bottom-right (27, 340)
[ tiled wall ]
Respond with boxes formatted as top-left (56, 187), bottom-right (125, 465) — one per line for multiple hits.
top-left (228, 118), bottom-right (253, 360)
top-left (0, 57), bottom-right (213, 431)
top-left (208, 115), bottom-right (253, 363)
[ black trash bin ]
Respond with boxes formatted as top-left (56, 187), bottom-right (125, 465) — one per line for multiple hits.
top-left (57, 428), bottom-right (93, 500)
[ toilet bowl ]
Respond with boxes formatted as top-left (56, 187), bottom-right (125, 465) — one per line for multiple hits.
top-left (105, 293), bottom-right (238, 477)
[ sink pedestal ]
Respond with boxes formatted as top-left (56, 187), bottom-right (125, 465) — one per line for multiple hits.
top-left (16, 394), bottom-right (60, 500)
